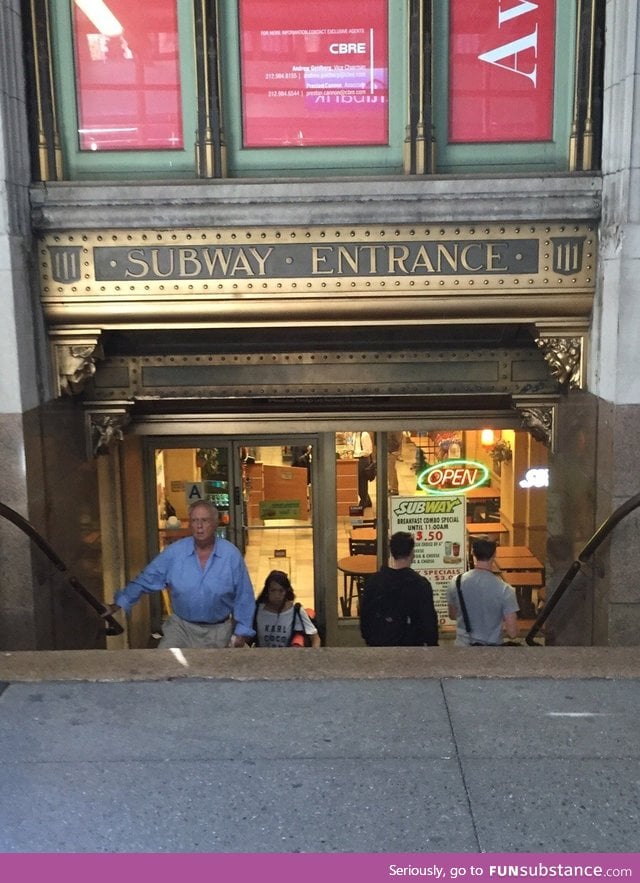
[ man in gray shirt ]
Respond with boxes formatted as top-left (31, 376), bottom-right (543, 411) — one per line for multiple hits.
top-left (447, 538), bottom-right (519, 646)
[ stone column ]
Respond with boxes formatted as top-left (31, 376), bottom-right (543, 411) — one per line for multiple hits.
top-left (0, 1), bottom-right (102, 649)
top-left (0, 0), bottom-right (44, 647)
top-left (588, 0), bottom-right (640, 643)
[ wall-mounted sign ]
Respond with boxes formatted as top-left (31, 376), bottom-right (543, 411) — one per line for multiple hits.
top-left (519, 467), bottom-right (549, 488)
top-left (42, 224), bottom-right (594, 290)
top-left (88, 237), bottom-right (542, 282)
top-left (417, 460), bottom-right (490, 495)
top-left (38, 223), bottom-right (596, 328)
top-left (184, 482), bottom-right (205, 503)
top-left (449, 0), bottom-right (555, 143)
top-left (260, 500), bottom-right (301, 520)
top-left (390, 495), bottom-right (466, 624)
top-left (239, 0), bottom-right (388, 147)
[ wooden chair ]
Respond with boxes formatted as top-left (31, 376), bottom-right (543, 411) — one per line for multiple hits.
top-left (351, 518), bottom-right (377, 531)
top-left (349, 537), bottom-right (377, 556)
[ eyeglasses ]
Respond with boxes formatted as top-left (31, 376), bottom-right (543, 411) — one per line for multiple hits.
top-left (190, 517), bottom-right (214, 525)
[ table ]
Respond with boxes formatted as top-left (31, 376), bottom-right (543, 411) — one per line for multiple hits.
top-left (498, 569), bottom-right (544, 619)
top-left (466, 523), bottom-right (509, 558)
top-left (348, 527), bottom-right (376, 542)
top-left (467, 523), bottom-right (508, 536)
top-left (495, 552), bottom-right (544, 572)
top-left (158, 527), bottom-right (191, 549)
top-left (337, 554), bottom-right (378, 617)
top-left (465, 521), bottom-right (509, 555)
top-left (494, 546), bottom-right (545, 619)
top-left (495, 545), bottom-right (535, 557)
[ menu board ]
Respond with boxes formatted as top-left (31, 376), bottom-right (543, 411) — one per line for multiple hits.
top-left (239, 0), bottom-right (388, 147)
top-left (390, 495), bottom-right (467, 625)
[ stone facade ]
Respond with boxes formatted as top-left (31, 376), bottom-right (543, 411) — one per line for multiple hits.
top-left (1, 0), bottom-right (640, 647)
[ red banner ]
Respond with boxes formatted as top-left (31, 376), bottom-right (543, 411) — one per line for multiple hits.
top-left (239, 0), bottom-right (388, 148)
top-left (449, 0), bottom-right (556, 143)
top-left (73, 0), bottom-right (183, 151)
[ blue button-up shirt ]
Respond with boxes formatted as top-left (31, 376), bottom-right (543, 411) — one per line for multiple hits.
top-left (115, 536), bottom-right (256, 637)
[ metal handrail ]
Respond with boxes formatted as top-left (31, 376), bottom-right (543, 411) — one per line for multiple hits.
top-left (525, 491), bottom-right (640, 645)
top-left (0, 501), bottom-right (123, 637)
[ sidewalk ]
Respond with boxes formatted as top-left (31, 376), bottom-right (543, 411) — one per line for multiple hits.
top-left (1, 647), bottom-right (639, 854)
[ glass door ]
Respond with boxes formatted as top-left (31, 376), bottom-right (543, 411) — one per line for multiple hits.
top-left (234, 440), bottom-right (315, 613)
top-left (152, 442), bottom-right (234, 552)
top-left (148, 437), bottom-right (316, 619)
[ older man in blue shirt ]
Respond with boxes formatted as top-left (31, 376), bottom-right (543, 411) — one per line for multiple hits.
top-left (104, 501), bottom-right (256, 648)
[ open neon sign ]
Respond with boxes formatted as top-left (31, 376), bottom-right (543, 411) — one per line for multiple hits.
top-left (417, 459), bottom-right (490, 495)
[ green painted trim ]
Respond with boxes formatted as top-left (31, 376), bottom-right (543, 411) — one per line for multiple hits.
top-left (47, 1), bottom-right (580, 181)
top-left (432, 0), bottom-right (576, 173)
top-left (51, 1), bottom-right (198, 179)
top-left (219, 0), bottom-right (407, 177)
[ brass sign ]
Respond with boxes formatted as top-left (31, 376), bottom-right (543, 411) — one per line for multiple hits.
top-left (38, 224), bottom-right (596, 328)
top-left (41, 224), bottom-right (594, 288)
top-left (90, 238), bottom-right (539, 281)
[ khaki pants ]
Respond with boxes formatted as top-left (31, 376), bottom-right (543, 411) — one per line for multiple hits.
top-left (158, 614), bottom-right (234, 649)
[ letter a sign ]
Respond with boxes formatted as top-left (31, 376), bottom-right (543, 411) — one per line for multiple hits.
top-left (184, 482), bottom-right (205, 504)
top-left (449, 0), bottom-right (555, 142)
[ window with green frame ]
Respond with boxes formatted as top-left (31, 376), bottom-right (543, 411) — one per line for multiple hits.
top-left (218, 0), bottom-right (408, 178)
top-left (50, 0), bottom-right (198, 179)
top-left (432, 0), bottom-right (576, 173)
top-left (47, 0), bottom-right (577, 181)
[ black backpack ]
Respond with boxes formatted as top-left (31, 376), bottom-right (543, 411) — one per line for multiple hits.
top-left (360, 579), bottom-right (410, 646)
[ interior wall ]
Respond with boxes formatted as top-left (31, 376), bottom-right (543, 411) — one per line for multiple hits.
top-left (163, 448), bottom-right (197, 521)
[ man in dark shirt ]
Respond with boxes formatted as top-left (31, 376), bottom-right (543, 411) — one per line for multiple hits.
top-left (360, 531), bottom-right (439, 646)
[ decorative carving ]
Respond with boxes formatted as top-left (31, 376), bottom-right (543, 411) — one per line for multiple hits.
top-left (535, 336), bottom-right (583, 388)
top-left (52, 336), bottom-right (103, 396)
top-left (518, 406), bottom-right (554, 448)
top-left (60, 345), bottom-right (98, 394)
top-left (88, 412), bottom-right (131, 457)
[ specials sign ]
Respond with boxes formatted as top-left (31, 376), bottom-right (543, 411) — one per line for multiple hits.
top-left (390, 495), bottom-right (466, 624)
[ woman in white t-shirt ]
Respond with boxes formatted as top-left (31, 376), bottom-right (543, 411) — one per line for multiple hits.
top-left (253, 570), bottom-right (321, 648)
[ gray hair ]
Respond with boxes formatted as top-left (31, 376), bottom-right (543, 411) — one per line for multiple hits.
top-left (188, 500), bottom-right (219, 520)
